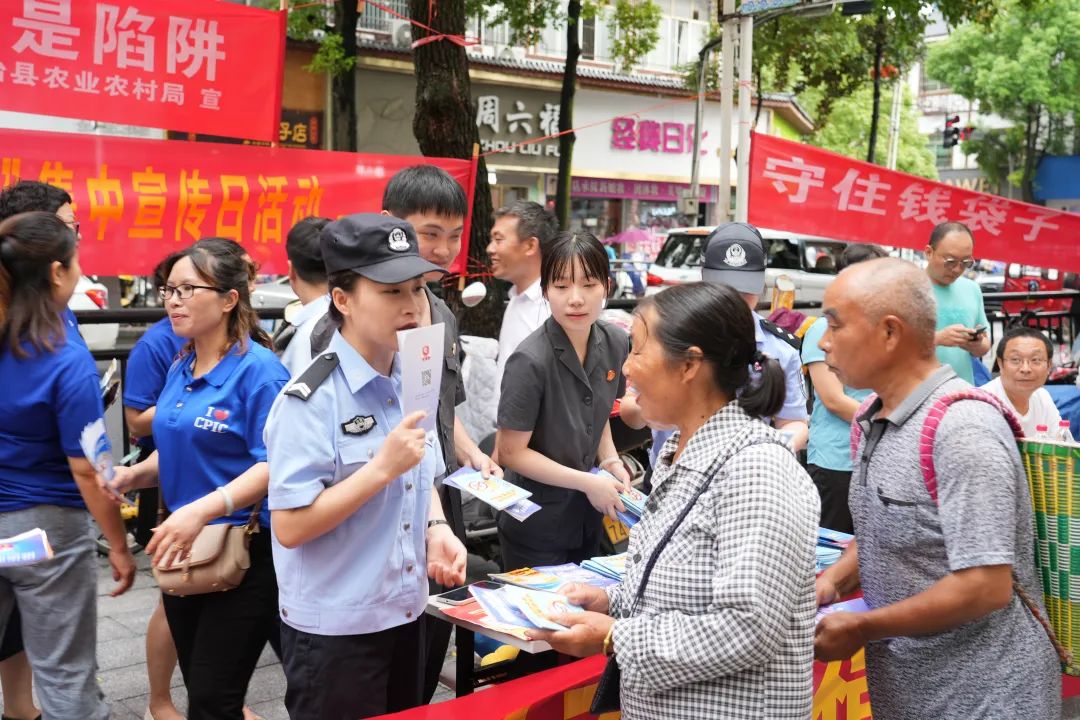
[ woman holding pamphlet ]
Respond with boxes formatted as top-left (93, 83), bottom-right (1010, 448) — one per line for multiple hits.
top-left (263, 214), bottom-right (467, 720)
top-left (496, 231), bottom-right (632, 570)
top-left (108, 239), bottom-right (290, 719)
top-left (529, 282), bottom-right (820, 719)
top-left (0, 211), bottom-right (136, 719)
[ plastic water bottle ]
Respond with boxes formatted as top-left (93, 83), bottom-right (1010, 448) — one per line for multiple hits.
top-left (1057, 420), bottom-right (1075, 444)
top-left (1034, 425), bottom-right (1051, 440)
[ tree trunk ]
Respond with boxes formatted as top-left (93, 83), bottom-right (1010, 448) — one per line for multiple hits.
top-left (410, 0), bottom-right (500, 336)
top-left (866, 17), bottom-right (884, 165)
top-left (555, 0), bottom-right (582, 230)
top-left (331, 2), bottom-right (359, 152)
top-left (1021, 105), bottom-right (1041, 204)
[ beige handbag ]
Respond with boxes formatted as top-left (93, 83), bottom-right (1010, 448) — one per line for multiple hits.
top-left (152, 502), bottom-right (261, 597)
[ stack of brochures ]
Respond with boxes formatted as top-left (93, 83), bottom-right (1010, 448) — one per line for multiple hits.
top-left (470, 583), bottom-right (585, 631)
top-left (489, 563), bottom-right (618, 591)
top-left (816, 528), bottom-right (853, 573)
top-left (0, 529), bottom-right (53, 567)
top-left (442, 468), bottom-right (541, 522)
top-left (815, 597), bottom-right (869, 623)
top-left (581, 553), bottom-right (627, 581)
top-left (593, 469), bottom-right (649, 528)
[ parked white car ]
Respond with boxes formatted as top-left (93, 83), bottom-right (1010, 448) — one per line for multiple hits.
top-left (68, 276), bottom-right (118, 350)
top-left (645, 226), bottom-right (848, 305)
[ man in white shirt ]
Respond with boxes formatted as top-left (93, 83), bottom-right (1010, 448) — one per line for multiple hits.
top-left (980, 326), bottom-right (1061, 437)
top-left (487, 201), bottom-right (558, 388)
top-left (276, 216), bottom-right (332, 376)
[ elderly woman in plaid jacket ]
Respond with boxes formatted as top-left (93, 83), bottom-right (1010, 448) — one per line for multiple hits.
top-left (530, 282), bottom-right (820, 720)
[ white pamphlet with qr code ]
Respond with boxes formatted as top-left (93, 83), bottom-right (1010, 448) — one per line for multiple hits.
top-left (396, 322), bottom-right (444, 434)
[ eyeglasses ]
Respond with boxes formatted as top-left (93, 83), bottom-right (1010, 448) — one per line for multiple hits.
top-left (941, 257), bottom-right (975, 270)
top-left (160, 283), bottom-right (224, 300)
top-left (1004, 356), bottom-right (1048, 369)
top-left (62, 219), bottom-right (80, 236)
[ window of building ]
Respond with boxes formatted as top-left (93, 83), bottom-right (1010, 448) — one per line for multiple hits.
top-left (581, 16), bottom-right (596, 60)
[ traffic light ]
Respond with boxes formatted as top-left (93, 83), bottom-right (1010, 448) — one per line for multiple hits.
top-left (943, 115), bottom-right (961, 148)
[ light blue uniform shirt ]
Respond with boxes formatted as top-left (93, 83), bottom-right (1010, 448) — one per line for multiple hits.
top-left (801, 317), bottom-right (872, 472)
top-left (645, 316), bottom-right (806, 470)
top-left (932, 276), bottom-right (988, 384)
top-left (265, 330), bottom-right (444, 637)
top-left (754, 313), bottom-right (808, 423)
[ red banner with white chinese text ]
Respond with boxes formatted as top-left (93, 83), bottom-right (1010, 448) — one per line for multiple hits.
top-left (0, 0), bottom-right (285, 142)
top-left (748, 132), bottom-right (1080, 274)
top-left (0, 128), bottom-right (475, 276)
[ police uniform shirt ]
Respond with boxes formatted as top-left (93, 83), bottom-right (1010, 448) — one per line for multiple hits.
top-left (755, 314), bottom-right (808, 423)
top-left (303, 288), bottom-right (464, 474)
top-left (123, 317), bottom-right (186, 452)
top-left (152, 342), bottom-right (289, 528)
top-left (278, 295), bottom-right (331, 378)
top-left (265, 329), bottom-right (444, 636)
top-left (496, 316), bottom-right (628, 551)
top-left (0, 333), bottom-right (106, 511)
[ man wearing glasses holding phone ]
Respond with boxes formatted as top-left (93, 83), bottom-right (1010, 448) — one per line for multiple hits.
top-left (926, 221), bottom-right (991, 384)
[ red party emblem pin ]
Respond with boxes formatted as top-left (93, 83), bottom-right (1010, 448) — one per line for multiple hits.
top-left (606, 370), bottom-right (616, 382)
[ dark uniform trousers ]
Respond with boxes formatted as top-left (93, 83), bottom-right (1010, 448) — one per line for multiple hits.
top-left (807, 463), bottom-right (855, 534)
top-left (422, 480), bottom-right (467, 702)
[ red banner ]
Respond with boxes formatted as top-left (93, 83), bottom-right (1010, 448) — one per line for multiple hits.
top-left (0, 0), bottom-right (285, 142)
top-left (748, 132), bottom-right (1080, 274)
top-left (0, 128), bottom-right (475, 276)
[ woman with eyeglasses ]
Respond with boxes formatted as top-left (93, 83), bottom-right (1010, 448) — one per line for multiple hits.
top-left (110, 238), bottom-right (290, 719)
top-left (980, 326), bottom-right (1061, 438)
top-left (0, 211), bottom-right (136, 719)
top-left (925, 221), bottom-right (991, 384)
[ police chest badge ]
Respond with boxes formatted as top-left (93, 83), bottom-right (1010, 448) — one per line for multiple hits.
top-left (388, 228), bottom-right (410, 252)
top-left (341, 415), bottom-right (377, 436)
top-left (724, 243), bottom-right (747, 267)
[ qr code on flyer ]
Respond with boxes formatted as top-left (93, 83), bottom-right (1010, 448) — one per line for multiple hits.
top-left (422, 369), bottom-right (432, 387)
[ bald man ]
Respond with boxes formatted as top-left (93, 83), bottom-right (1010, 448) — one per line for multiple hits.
top-left (813, 258), bottom-right (1059, 719)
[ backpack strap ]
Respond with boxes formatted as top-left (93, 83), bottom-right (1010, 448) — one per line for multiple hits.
top-left (918, 389), bottom-right (1022, 503)
top-left (915, 390), bottom-right (1070, 668)
top-left (848, 393), bottom-right (880, 464)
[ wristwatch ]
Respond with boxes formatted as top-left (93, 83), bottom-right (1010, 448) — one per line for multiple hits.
top-left (427, 519), bottom-right (450, 531)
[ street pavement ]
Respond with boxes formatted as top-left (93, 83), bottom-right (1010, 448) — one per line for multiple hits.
top-left (0, 549), bottom-right (456, 719)
top-left (1, 548), bottom-right (1078, 718)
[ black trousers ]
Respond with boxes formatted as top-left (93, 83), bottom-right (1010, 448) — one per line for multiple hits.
top-left (162, 530), bottom-right (280, 720)
top-left (807, 464), bottom-right (854, 534)
top-left (499, 520), bottom-right (601, 571)
top-left (281, 617), bottom-right (426, 720)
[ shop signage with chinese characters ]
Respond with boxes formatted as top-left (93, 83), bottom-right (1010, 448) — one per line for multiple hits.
top-left (563, 176), bottom-right (718, 202)
top-left (0, 127), bottom-right (473, 275)
top-left (749, 131), bottom-right (1080, 273)
top-left (475, 91), bottom-right (561, 161)
top-left (0, 0), bottom-right (285, 141)
top-left (609, 116), bottom-right (709, 156)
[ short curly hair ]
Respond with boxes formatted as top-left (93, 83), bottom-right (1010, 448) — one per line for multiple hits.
top-left (0, 181), bottom-right (72, 221)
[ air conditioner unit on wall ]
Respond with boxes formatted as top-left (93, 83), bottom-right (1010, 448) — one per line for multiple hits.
top-left (390, 19), bottom-right (412, 48)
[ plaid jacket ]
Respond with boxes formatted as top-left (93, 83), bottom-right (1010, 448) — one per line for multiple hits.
top-left (606, 403), bottom-right (820, 720)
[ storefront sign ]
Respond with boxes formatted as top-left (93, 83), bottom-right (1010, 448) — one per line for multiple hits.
top-left (749, 131), bottom-right (1080, 274)
top-left (610, 116), bottom-right (708, 156)
top-left (167, 108), bottom-right (323, 150)
top-left (568, 176), bottom-right (718, 202)
top-left (0, 0), bottom-right (285, 142)
top-left (475, 92), bottom-right (561, 161)
top-left (0, 127), bottom-right (474, 275)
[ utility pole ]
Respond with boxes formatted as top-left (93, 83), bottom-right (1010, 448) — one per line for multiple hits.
top-left (715, 0), bottom-right (736, 225)
top-left (734, 12), bottom-right (753, 223)
top-left (885, 71), bottom-right (903, 170)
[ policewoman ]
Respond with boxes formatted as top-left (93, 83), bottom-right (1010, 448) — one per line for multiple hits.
top-left (0, 211), bottom-right (136, 719)
top-left (265, 214), bottom-right (467, 720)
top-left (496, 231), bottom-right (632, 570)
top-left (110, 238), bottom-right (290, 720)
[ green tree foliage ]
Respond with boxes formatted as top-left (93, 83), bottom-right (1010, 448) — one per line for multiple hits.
top-left (467, 0), bottom-right (662, 72)
top-left (805, 84), bottom-right (938, 179)
top-left (926, 0), bottom-right (1080, 202)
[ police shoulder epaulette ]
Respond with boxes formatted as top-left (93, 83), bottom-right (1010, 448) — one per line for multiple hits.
top-left (284, 353), bottom-right (339, 401)
top-left (758, 318), bottom-right (801, 351)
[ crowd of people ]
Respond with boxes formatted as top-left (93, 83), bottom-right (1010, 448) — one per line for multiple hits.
top-left (0, 169), bottom-right (1068, 720)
